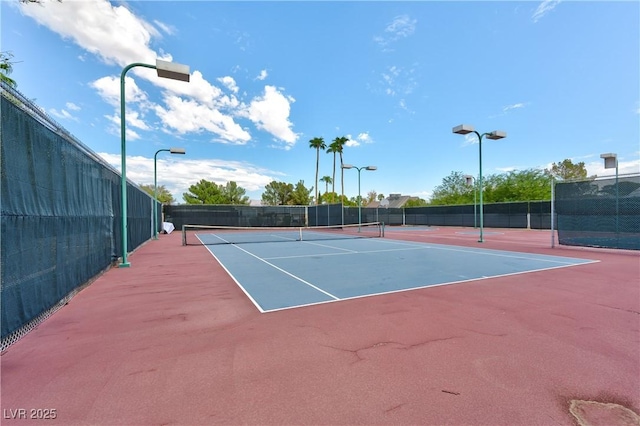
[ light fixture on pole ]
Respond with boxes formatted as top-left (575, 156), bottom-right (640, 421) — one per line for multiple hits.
top-left (120, 59), bottom-right (190, 267)
top-left (600, 153), bottom-right (619, 237)
top-left (342, 164), bottom-right (377, 231)
top-left (464, 174), bottom-right (477, 228)
top-left (453, 124), bottom-right (506, 242)
top-left (153, 147), bottom-right (186, 240)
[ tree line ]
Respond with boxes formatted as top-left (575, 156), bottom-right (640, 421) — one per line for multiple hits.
top-left (428, 159), bottom-right (590, 205)
top-left (141, 158), bottom-right (590, 206)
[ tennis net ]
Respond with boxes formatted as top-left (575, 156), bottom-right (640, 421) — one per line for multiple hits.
top-left (182, 222), bottom-right (384, 246)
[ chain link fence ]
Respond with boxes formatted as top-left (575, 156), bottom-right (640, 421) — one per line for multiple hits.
top-left (555, 175), bottom-right (640, 250)
top-left (1, 82), bottom-right (157, 347)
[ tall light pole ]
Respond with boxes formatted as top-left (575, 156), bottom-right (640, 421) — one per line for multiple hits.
top-left (600, 153), bottom-right (619, 237)
top-left (464, 174), bottom-right (477, 228)
top-left (120, 59), bottom-right (190, 267)
top-left (453, 125), bottom-right (506, 242)
top-left (153, 147), bottom-right (186, 239)
top-left (342, 164), bottom-right (377, 231)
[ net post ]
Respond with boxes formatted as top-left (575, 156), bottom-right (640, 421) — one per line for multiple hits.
top-left (182, 224), bottom-right (187, 246)
top-left (381, 221), bottom-right (385, 237)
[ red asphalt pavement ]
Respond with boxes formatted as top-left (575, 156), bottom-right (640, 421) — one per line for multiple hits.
top-left (1, 228), bottom-right (639, 425)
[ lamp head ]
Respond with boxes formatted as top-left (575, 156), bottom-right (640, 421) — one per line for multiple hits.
top-left (600, 153), bottom-right (617, 169)
top-left (600, 153), bottom-right (617, 160)
top-left (365, 166), bottom-right (377, 171)
top-left (486, 130), bottom-right (506, 140)
top-left (169, 147), bottom-right (186, 154)
top-left (342, 164), bottom-right (354, 169)
top-left (452, 124), bottom-right (475, 135)
top-left (464, 175), bottom-right (474, 186)
top-left (156, 59), bottom-right (190, 82)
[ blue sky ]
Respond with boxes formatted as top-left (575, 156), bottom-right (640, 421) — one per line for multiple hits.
top-left (3, 0), bottom-right (639, 203)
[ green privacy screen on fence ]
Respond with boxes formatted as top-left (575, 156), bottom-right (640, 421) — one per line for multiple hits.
top-left (555, 175), bottom-right (640, 250)
top-left (165, 201), bottom-right (554, 229)
top-left (1, 84), bottom-right (158, 343)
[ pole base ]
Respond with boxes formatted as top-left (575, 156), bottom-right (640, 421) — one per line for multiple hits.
top-left (119, 262), bottom-right (131, 268)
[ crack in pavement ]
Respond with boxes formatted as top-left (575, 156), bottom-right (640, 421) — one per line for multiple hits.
top-left (322, 336), bottom-right (461, 363)
top-left (595, 303), bottom-right (640, 315)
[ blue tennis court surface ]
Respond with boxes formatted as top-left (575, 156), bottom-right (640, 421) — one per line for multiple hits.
top-left (198, 234), bottom-right (597, 312)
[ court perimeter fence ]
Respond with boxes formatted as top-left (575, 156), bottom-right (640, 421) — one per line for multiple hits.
top-left (3, 80), bottom-right (638, 348)
top-left (166, 180), bottom-right (640, 251)
top-left (164, 200), bottom-right (554, 230)
top-left (1, 82), bottom-right (159, 347)
top-left (555, 174), bottom-right (640, 250)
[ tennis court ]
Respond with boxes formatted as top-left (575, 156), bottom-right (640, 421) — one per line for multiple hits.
top-left (189, 224), bottom-right (597, 312)
top-left (2, 227), bottom-right (638, 425)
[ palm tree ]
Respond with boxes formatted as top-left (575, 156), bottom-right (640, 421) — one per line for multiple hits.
top-left (309, 137), bottom-right (326, 205)
top-left (326, 141), bottom-right (340, 194)
top-left (0, 52), bottom-right (17, 88)
top-left (320, 176), bottom-right (332, 195)
top-left (333, 136), bottom-right (349, 202)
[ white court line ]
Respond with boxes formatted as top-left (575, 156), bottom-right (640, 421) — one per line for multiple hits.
top-left (208, 232), bottom-right (297, 244)
top-left (229, 244), bottom-right (340, 301)
top-left (197, 234), bottom-right (266, 313)
top-left (264, 242), bottom-right (593, 265)
top-left (263, 237), bottom-right (594, 265)
top-left (344, 237), bottom-right (596, 265)
top-left (196, 233), bottom-right (599, 314)
top-left (264, 245), bottom-right (429, 260)
top-left (300, 240), bottom-right (358, 253)
top-left (261, 259), bottom-right (600, 313)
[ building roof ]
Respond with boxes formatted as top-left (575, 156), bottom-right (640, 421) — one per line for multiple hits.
top-left (366, 194), bottom-right (419, 209)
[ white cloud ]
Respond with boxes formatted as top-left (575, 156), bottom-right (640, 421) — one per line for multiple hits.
top-left (489, 102), bottom-right (528, 118)
top-left (503, 102), bottom-right (527, 112)
top-left (385, 15), bottom-right (417, 38)
top-left (345, 136), bottom-right (360, 148)
top-left (21, 0), bottom-right (297, 148)
top-left (532, 0), bottom-right (561, 23)
top-left (218, 76), bottom-right (239, 94)
top-left (125, 110), bottom-right (151, 131)
top-left (49, 108), bottom-right (77, 121)
top-left (103, 114), bottom-right (142, 140)
top-left (585, 156), bottom-right (640, 177)
top-left (398, 99), bottom-right (414, 114)
top-left (91, 75), bottom-right (149, 107)
top-left (256, 70), bottom-right (268, 81)
top-left (65, 102), bottom-right (80, 111)
top-left (154, 95), bottom-right (251, 144)
top-left (374, 14), bottom-right (417, 50)
top-left (153, 19), bottom-right (175, 36)
top-left (461, 133), bottom-right (478, 147)
top-left (344, 132), bottom-right (374, 148)
top-left (91, 75), bottom-right (153, 135)
top-left (357, 132), bottom-right (373, 144)
top-left (97, 152), bottom-right (279, 201)
top-left (242, 85), bottom-right (298, 147)
top-left (380, 65), bottom-right (418, 98)
top-left (19, 1), bottom-right (160, 67)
